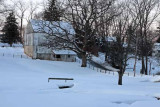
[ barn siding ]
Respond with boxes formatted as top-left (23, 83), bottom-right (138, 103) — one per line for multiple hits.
top-left (24, 32), bottom-right (34, 58)
top-left (24, 45), bottom-right (34, 57)
top-left (24, 20), bottom-right (77, 61)
top-left (37, 53), bottom-right (52, 60)
top-left (51, 54), bottom-right (76, 62)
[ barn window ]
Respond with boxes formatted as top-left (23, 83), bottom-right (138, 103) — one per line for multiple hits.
top-left (68, 55), bottom-right (70, 58)
top-left (56, 55), bottom-right (61, 58)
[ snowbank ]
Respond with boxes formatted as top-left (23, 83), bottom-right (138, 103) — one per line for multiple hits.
top-left (0, 47), bottom-right (160, 107)
top-left (150, 76), bottom-right (160, 82)
top-left (0, 43), bottom-right (23, 47)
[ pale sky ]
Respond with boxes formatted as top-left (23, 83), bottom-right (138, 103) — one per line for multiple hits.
top-left (4, 0), bottom-right (44, 25)
top-left (4, 0), bottom-right (160, 29)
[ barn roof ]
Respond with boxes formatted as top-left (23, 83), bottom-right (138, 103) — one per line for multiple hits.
top-left (29, 19), bottom-right (75, 35)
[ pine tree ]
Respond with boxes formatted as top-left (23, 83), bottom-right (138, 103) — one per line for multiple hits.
top-left (157, 36), bottom-right (160, 43)
top-left (43, 0), bottom-right (61, 21)
top-left (2, 12), bottom-right (20, 46)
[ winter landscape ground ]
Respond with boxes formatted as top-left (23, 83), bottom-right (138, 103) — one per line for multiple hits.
top-left (0, 47), bottom-right (160, 107)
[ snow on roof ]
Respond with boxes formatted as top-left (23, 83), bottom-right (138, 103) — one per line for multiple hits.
top-left (105, 36), bottom-right (116, 42)
top-left (154, 43), bottom-right (160, 51)
top-left (53, 50), bottom-right (77, 55)
top-left (30, 19), bottom-right (75, 35)
top-left (154, 43), bottom-right (160, 46)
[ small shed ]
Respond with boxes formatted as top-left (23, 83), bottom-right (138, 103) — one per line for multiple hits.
top-left (52, 50), bottom-right (77, 62)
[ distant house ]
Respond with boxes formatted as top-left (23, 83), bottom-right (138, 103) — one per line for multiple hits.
top-left (24, 19), bottom-right (76, 62)
top-left (105, 36), bottom-right (128, 47)
top-left (105, 36), bottom-right (117, 43)
top-left (152, 36), bottom-right (160, 57)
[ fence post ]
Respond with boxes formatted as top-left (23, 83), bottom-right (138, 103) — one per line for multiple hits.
top-left (13, 54), bottom-right (14, 58)
top-left (3, 53), bottom-right (4, 56)
top-left (105, 70), bottom-right (106, 74)
top-left (97, 68), bottom-right (98, 72)
top-left (113, 72), bottom-right (114, 75)
top-left (21, 55), bottom-right (22, 58)
top-left (128, 73), bottom-right (129, 76)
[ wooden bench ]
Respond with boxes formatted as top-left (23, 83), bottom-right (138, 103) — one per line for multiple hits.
top-left (48, 78), bottom-right (74, 82)
top-left (155, 97), bottom-right (160, 100)
top-left (48, 77), bottom-right (74, 89)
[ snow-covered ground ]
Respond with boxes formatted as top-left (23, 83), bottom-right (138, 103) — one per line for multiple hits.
top-left (0, 43), bottom-right (23, 47)
top-left (0, 47), bottom-right (160, 107)
top-left (92, 52), bottom-right (160, 75)
top-left (127, 56), bottom-right (160, 75)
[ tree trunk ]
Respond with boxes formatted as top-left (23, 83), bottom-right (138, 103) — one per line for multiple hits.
top-left (105, 52), bottom-right (107, 61)
top-left (149, 62), bottom-right (151, 75)
top-left (133, 56), bottom-right (137, 77)
top-left (145, 55), bottom-right (148, 75)
top-left (133, 38), bottom-right (138, 77)
top-left (20, 17), bottom-right (23, 43)
top-left (81, 53), bottom-right (87, 67)
top-left (118, 71), bottom-right (123, 85)
top-left (141, 56), bottom-right (145, 74)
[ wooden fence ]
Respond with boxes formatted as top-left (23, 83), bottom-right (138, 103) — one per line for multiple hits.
top-left (0, 53), bottom-right (30, 59)
top-left (75, 58), bottom-right (156, 77)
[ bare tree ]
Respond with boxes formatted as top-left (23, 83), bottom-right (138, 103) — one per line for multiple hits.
top-left (97, 0), bottom-right (122, 60)
top-left (110, 9), bottom-right (132, 85)
top-left (25, 1), bottom-right (39, 22)
top-left (36, 0), bottom-right (117, 67)
top-left (106, 0), bottom-right (144, 85)
top-left (11, 0), bottom-right (28, 42)
top-left (0, 0), bottom-right (12, 30)
top-left (0, 0), bottom-right (10, 14)
top-left (128, 0), bottom-right (160, 75)
top-left (33, 12), bottom-right (44, 20)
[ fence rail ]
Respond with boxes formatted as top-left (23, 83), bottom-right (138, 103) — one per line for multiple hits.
top-left (0, 53), bottom-right (30, 59)
top-left (75, 58), bottom-right (156, 77)
top-left (0, 53), bottom-right (156, 77)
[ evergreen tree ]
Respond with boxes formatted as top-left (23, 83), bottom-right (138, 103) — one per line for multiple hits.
top-left (157, 36), bottom-right (160, 43)
top-left (43, 0), bottom-right (61, 21)
top-left (2, 12), bottom-right (20, 46)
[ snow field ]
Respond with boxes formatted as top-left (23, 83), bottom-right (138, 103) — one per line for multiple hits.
top-left (0, 47), bottom-right (160, 107)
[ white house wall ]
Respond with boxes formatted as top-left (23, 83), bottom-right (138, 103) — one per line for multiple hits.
top-left (33, 33), bottom-right (52, 60)
top-left (34, 33), bottom-right (52, 53)
top-left (51, 54), bottom-right (76, 62)
top-left (24, 33), bottom-right (34, 57)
